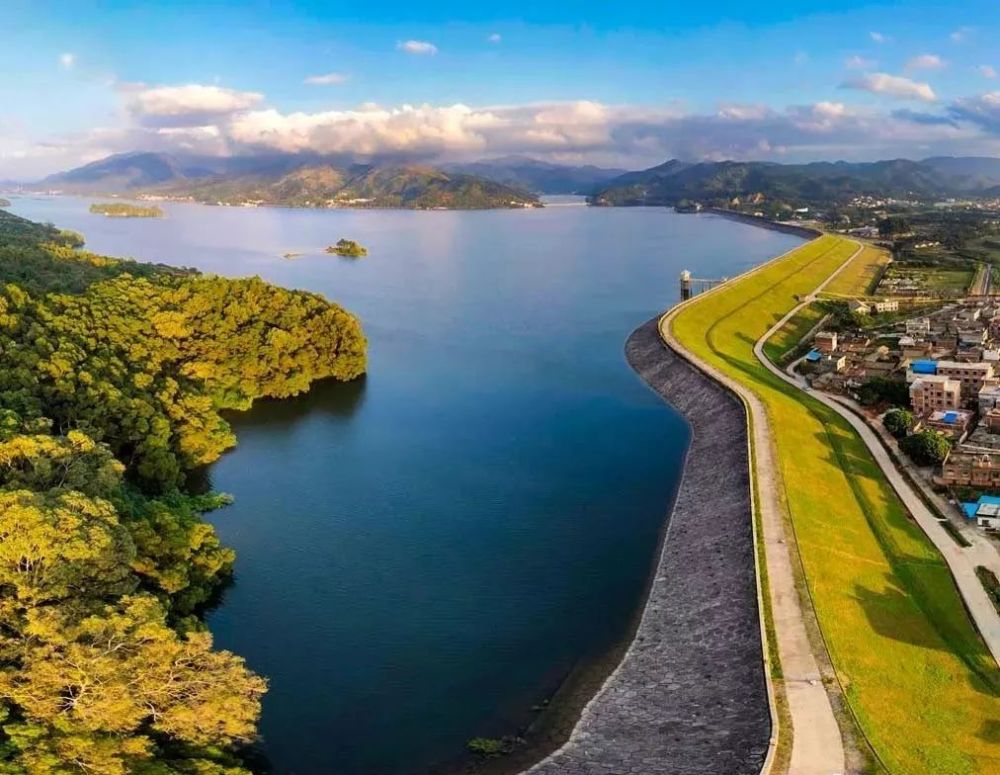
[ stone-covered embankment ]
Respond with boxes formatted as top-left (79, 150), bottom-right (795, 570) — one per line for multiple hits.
top-left (524, 316), bottom-right (769, 775)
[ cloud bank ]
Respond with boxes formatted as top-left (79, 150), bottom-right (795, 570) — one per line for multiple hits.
top-left (125, 84), bottom-right (265, 127)
top-left (8, 80), bottom-right (1000, 179)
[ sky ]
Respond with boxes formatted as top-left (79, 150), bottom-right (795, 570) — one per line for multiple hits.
top-left (2, 0), bottom-right (1000, 178)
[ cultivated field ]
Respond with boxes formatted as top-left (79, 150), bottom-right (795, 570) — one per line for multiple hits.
top-left (823, 244), bottom-right (890, 297)
top-left (878, 263), bottom-right (974, 296)
top-left (670, 234), bottom-right (1000, 775)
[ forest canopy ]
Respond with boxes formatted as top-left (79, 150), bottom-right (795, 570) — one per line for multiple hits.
top-left (0, 209), bottom-right (366, 773)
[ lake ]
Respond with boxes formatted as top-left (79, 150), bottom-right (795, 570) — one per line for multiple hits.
top-left (6, 196), bottom-right (802, 774)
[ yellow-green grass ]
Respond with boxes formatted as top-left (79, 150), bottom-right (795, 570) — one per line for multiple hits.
top-left (823, 244), bottom-right (890, 297)
top-left (671, 234), bottom-right (1000, 775)
top-left (761, 301), bottom-right (825, 365)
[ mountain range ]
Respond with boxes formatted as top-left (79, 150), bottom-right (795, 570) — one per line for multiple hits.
top-left (35, 152), bottom-right (543, 210)
top-left (589, 157), bottom-right (1000, 207)
top-left (28, 152), bottom-right (1000, 211)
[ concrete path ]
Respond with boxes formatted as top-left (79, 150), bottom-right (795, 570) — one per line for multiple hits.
top-left (757, 254), bottom-right (1000, 668)
top-left (659, 243), bottom-right (849, 775)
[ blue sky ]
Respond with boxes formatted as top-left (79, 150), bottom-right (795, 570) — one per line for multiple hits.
top-left (2, 1), bottom-right (1000, 177)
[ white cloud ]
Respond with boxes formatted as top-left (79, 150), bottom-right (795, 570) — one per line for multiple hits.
top-left (978, 65), bottom-right (997, 80)
top-left (845, 55), bottom-right (876, 70)
top-left (126, 84), bottom-right (264, 127)
top-left (487, 33), bottom-right (502, 44)
top-left (304, 72), bottom-right (349, 86)
top-left (841, 72), bottom-right (937, 102)
top-left (950, 26), bottom-right (974, 43)
top-left (906, 54), bottom-right (946, 72)
top-left (793, 51), bottom-right (809, 65)
top-left (59, 52), bottom-right (76, 69)
top-left (870, 31), bottom-right (887, 44)
top-left (397, 40), bottom-right (438, 56)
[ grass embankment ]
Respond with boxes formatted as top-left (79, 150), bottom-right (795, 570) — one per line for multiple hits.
top-left (671, 234), bottom-right (1000, 775)
top-left (761, 301), bottom-right (825, 365)
top-left (823, 244), bottom-right (891, 297)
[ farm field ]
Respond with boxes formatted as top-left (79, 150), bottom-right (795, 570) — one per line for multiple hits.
top-left (670, 234), bottom-right (1000, 775)
top-left (878, 262), bottom-right (974, 296)
top-left (823, 244), bottom-right (890, 297)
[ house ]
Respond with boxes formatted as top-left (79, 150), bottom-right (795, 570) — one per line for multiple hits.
top-left (985, 407), bottom-right (1000, 432)
top-left (920, 409), bottom-right (973, 442)
top-left (819, 353), bottom-right (847, 373)
top-left (813, 330), bottom-right (838, 353)
top-left (910, 375), bottom-right (962, 414)
top-left (906, 359), bottom-right (938, 383)
top-left (979, 379), bottom-right (1000, 414)
top-left (900, 340), bottom-right (934, 360)
top-left (940, 451), bottom-right (1000, 488)
top-left (958, 327), bottom-right (987, 347)
top-left (961, 495), bottom-right (1000, 530)
top-left (849, 299), bottom-right (871, 315)
top-left (906, 317), bottom-right (931, 336)
top-left (873, 298), bottom-right (899, 313)
top-left (839, 335), bottom-right (872, 353)
top-left (805, 349), bottom-right (823, 364)
top-left (936, 361), bottom-right (995, 401)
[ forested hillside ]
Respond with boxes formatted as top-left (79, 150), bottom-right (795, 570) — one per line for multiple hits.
top-left (0, 209), bottom-right (366, 773)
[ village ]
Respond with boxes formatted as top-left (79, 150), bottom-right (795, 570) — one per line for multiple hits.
top-left (798, 293), bottom-right (1000, 535)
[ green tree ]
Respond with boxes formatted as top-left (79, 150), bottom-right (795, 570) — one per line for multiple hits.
top-left (900, 430), bottom-right (951, 466)
top-left (883, 408), bottom-right (915, 439)
top-left (0, 596), bottom-right (266, 772)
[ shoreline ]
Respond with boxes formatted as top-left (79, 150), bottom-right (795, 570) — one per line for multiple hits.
top-left (513, 317), bottom-right (769, 774)
top-left (703, 207), bottom-right (822, 239)
top-left (439, 316), bottom-right (771, 775)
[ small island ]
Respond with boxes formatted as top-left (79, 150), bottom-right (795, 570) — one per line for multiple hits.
top-left (326, 239), bottom-right (368, 258)
top-left (0, 197), bottom-right (11, 208)
top-left (90, 202), bottom-right (164, 218)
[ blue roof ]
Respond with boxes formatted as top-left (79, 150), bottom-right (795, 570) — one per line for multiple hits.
top-left (911, 359), bottom-right (937, 374)
top-left (962, 495), bottom-right (1000, 519)
top-left (805, 349), bottom-right (822, 362)
top-left (942, 411), bottom-right (959, 423)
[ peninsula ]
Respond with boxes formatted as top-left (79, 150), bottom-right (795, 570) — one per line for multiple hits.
top-left (0, 208), bottom-right (366, 774)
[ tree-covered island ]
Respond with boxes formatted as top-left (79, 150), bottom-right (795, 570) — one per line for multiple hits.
top-left (89, 202), bottom-right (164, 218)
top-left (326, 238), bottom-right (368, 257)
top-left (0, 209), bottom-right (366, 773)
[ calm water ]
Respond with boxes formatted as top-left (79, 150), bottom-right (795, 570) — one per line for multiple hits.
top-left (8, 196), bottom-right (801, 774)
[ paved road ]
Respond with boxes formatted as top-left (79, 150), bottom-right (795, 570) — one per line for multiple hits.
top-left (757, 254), bottom-right (1000, 668)
top-left (659, 240), bottom-right (849, 775)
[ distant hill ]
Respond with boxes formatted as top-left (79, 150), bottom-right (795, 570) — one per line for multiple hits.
top-left (157, 163), bottom-right (541, 209)
top-left (590, 157), bottom-right (1000, 207)
top-left (38, 153), bottom-right (541, 210)
top-left (40, 151), bottom-right (206, 192)
top-left (443, 156), bottom-right (627, 195)
top-left (920, 156), bottom-right (1000, 191)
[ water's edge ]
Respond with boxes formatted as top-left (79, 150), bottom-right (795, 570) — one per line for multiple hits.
top-left (502, 316), bottom-right (770, 774)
